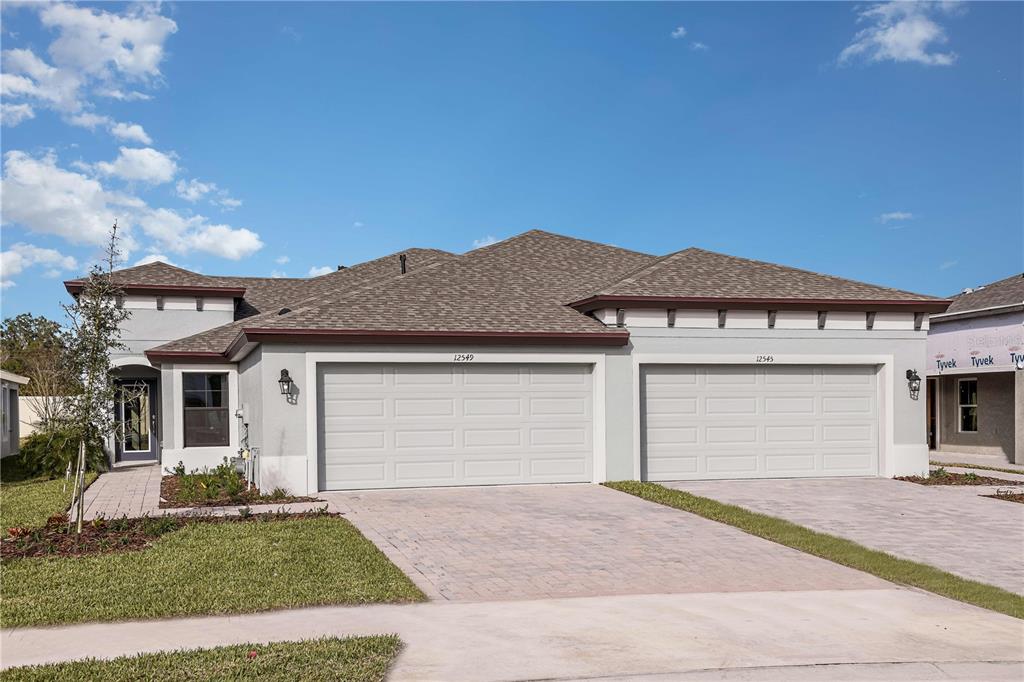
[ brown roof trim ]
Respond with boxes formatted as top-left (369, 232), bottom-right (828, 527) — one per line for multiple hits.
top-left (144, 350), bottom-right (230, 364)
top-left (240, 327), bottom-right (631, 347)
top-left (569, 295), bottom-right (952, 314)
top-left (64, 281), bottom-right (247, 297)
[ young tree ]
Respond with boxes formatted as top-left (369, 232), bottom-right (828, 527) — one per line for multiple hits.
top-left (62, 223), bottom-right (137, 532)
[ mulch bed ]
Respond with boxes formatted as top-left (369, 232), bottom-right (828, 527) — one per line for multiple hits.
top-left (896, 471), bottom-right (1021, 486)
top-left (159, 475), bottom-right (319, 509)
top-left (2, 509), bottom-right (336, 560)
top-left (983, 492), bottom-right (1024, 505)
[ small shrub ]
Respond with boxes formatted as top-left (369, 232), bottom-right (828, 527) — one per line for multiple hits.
top-left (19, 426), bottom-right (107, 478)
top-left (268, 487), bottom-right (289, 501)
top-left (237, 506), bottom-right (252, 518)
top-left (964, 472), bottom-right (979, 482)
top-left (930, 467), bottom-right (948, 479)
top-left (140, 515), bottom-right (180, 536)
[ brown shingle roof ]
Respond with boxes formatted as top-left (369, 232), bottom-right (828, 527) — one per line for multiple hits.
top-left (941, 272), bottom-right (1024, 315)
top-left (145, 230), bottom-right (952, 360)
top-left (148, 248), bottom-right (457, 355)
top-left (573, 247), bottom-right (944, 307)
top-left (64, 261), bottom-right (245, 295)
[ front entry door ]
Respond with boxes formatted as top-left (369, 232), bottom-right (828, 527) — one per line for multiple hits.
top-left (115, 380), bottom-right (159, 462)
top-left (927, 377), bottom-right (938, 450)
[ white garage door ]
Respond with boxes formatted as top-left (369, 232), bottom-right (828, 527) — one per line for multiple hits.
top-left (318, 363), bottom-right (594, 490)
top-left (642, 365), bottom-right (878, 480)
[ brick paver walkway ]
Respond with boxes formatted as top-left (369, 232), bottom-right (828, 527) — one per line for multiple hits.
top-left (79, 464), bottom-right (162, 519)
top-left (666, 478), bottom-right (1024, 595)
top-left (323, 484), bottom-right (886, 601)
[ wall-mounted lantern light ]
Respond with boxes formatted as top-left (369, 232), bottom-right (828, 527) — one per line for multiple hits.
top-left (278, 369), bottom-right (294, 396)
top-left (906, 369), bottom-right (921, 400)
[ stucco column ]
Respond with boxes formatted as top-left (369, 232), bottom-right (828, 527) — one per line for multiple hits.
top-left (1015, 370), bottom-right (1024, 465)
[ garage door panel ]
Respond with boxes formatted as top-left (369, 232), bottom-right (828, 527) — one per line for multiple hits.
top-left (643, 365), bottom-right (878, 480)
top-left (319, 363), bottom-right (593, 490)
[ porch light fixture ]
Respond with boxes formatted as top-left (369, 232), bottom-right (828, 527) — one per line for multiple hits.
top-left (278, 369), bottom-right (294, 396)
top-left (906, 369), bottom-right (921, 400)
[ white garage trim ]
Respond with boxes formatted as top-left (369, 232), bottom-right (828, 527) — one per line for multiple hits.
top-left (303, 351), bottom-right (606, 494)
top-left (631, 354), bottom-right (896, 479)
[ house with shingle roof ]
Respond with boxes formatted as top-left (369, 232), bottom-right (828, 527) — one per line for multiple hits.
top-left (64, 230), bottom-right (950, 492)
top-left (925, 272), bottom-right (1024, 464)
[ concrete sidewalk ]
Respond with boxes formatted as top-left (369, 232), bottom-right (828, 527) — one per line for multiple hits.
top-left (3, 589), bottom-right (1021, 680)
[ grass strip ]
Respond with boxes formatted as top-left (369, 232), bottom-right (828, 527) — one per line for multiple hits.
top-left (605, 480), bottom-right (1023, 620)
top-left (1, 473), bottom-right (98, 530)
top-left (2, 517), bottom-right (425, 627)
top-left (930, 461), bottom-right (1024, 476)
top-left (0, 635), bottom-right (401, 682)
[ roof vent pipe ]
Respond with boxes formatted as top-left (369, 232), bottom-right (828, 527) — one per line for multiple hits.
top-left (399, 254), bottom-right (407, 274)
top-left (337, 265), bottom-right (346, 271)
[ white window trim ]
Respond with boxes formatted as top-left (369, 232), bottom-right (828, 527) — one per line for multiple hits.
top-left (166, 364), bottom-right (240, 459)
top-left (630, 353), bottom-right (895, 478)
top-left (957, 377), bottom-right (978, 434)
top-left (303, 350), bottom-right (607, 495)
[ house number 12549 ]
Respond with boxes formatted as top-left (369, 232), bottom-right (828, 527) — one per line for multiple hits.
top-left (453, 353), bottom-right (475, 362)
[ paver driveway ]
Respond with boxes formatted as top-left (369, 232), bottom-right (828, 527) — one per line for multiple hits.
top-left (323, 484), bottom-right (885, 601)
top-left (667, 478), bottom-right (1024, 595)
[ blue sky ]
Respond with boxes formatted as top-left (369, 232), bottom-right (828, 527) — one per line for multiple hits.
top-left (2, 1), bottom-right (1021, 321)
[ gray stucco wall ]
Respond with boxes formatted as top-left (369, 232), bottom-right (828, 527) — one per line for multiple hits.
top-left (935, 371), bottom-right (1016, 458)
top-left (238, 346), bottom-right (264, 460)
top-left (241, 327), bottom-right (929, 492)
top-left (610, 328), bottom-right (929, 478)
top-left (115, 308), bottom-right (235, 359)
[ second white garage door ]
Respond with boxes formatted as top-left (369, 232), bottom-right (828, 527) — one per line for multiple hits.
top-left (642, 364), bottom-right (879, 480)
top-left (318, 363), bottom-right (593, 490)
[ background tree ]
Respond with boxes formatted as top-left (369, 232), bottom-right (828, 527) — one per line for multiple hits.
top-left (1, 313), bottom-right (79, 429)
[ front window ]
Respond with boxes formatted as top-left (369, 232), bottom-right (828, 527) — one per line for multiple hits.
top-left (183, 373), bottom-right (229, 447)
top-left (958, 379), bottom-right (978, 433)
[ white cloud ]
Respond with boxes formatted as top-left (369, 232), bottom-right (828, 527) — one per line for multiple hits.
top-left (38, 2), bottom-right (178, 81)
top-left (133, 253), bottom-right (175, 267)
top-left (308, 265), bottom-right (334, 277)
top-left (879, 211), bottom-right (914, 223)
top-left (96, 146), bottom-right (177, 184)
top-left (183, 224), bottom-right (263, 260)
top-left (275, 255), bottom-right (290, 265)
top-left (175, 177), bottom-right (241, 209)
top-left (110, 121), bottom-right (151, 144)
top-left (671, 26), bottom-right (687, 39)
top-left (2, 150), bottom-right (263, 264)
top-left (281, 26), bottom-right (302, 42)
top-left (471, 235), bottom-right (499, 249)
top-left (0, 241), bottom-right (78, 288)
top-left (270, 269), bottom-right (287, 278)
top-left (839, 2), bottom-right (962, 67)
top-left (0, 149), bottom-right (129, 248)
top-left (175, 177), bottom-right (214, 202)
top-left (95, 87), bottom-right (152, 101)
top-left (939, 259), bottom-right (958, 270)
top-left (353, 221), bottom-right (364, 228)
top-left (0, 102), bottom-right (34, 126)
top-left (0, 4), bottom-right (176, 129)
top-left (690, 41), bottom-right (710, 52)
top-left (66, 111), bottom-right (110, 129)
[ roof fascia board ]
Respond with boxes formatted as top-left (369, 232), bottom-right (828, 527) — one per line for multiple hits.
top-left (241, 328), bottom-right (631, 346)
top-left (65, 281), bottom-right (247, 297)
top-left (570, 295), bottom-right (952, 314)
top-left (930, 302), bottom-right (1024, 323)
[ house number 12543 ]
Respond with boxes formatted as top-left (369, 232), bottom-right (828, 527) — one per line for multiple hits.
top-left (453, 353), bottom-right (475, 362)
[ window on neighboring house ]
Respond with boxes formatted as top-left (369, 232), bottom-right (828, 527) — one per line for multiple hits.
top-left (958, 378), bottom-right (978, 433)
top-left (183, 373), bottom-right (229, 447)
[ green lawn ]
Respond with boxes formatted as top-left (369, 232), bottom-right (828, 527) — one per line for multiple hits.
top-left (0, 636), bottom-right (401, 682)
top-left (605, 481), bottom-right (1024, 620)
top-left (2, 517), bottom-right (426, 627)
top-left (0, 458), bottom-right (98, 529)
